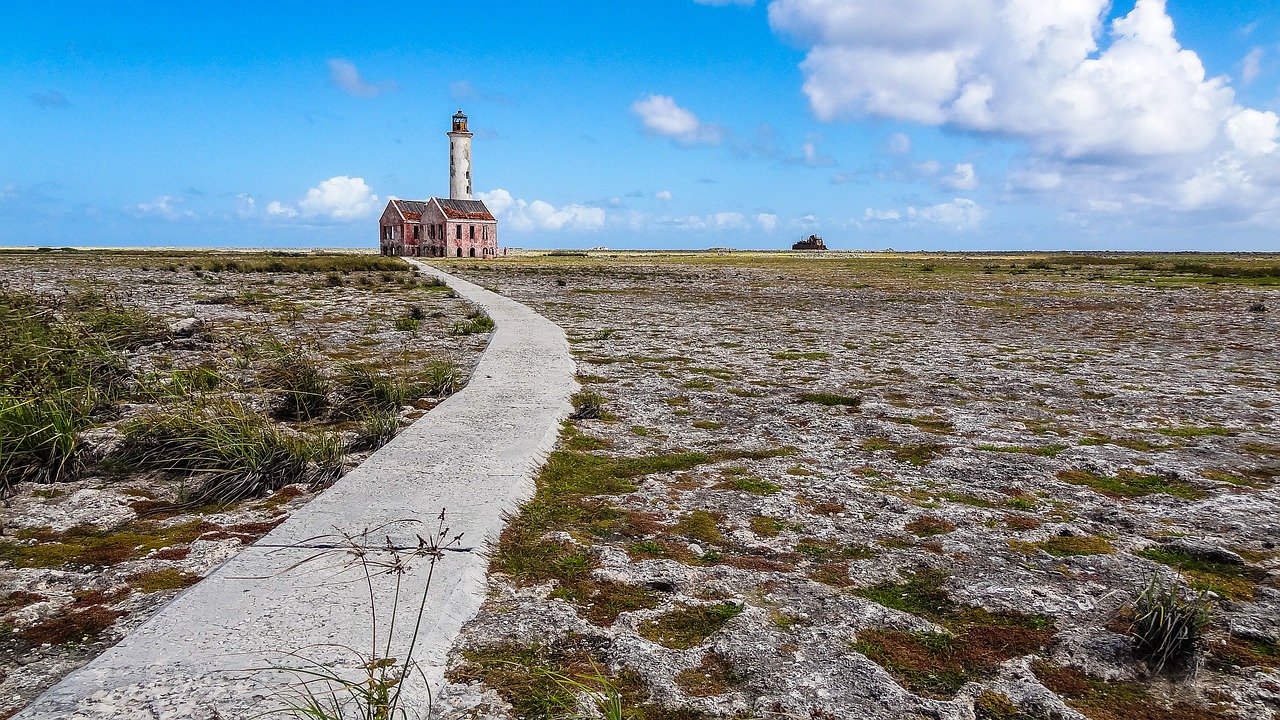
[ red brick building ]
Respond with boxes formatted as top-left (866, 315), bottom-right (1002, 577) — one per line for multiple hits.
top-left (378, 197), bottom-right (497, 257)
top-left (379, 110), bottom-right (499, 257)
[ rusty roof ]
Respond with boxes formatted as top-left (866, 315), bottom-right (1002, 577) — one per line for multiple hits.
top-left (432, 198), bottom-right (495, 221)
top-left (388, 198), bottom-right (495, 223)
top-left (390, 199), bottom-right (428, 221)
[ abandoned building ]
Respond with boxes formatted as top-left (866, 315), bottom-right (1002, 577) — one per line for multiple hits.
top-left (793, 234), bottom-right (827, 251)
top-left (379, 110), bottom-right (499, 257)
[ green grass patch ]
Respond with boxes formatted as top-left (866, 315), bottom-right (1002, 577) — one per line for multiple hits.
top-left (798, 392), bottom-right (861, 408)
top-left (1137, 546), bottom-right (1260, 601)
top-left (1057, 469), bottom-right (1206, 500)
top-left (772, 351), bottom-right (832, 361)
top-left (638, 602), bottom-right (743, 649)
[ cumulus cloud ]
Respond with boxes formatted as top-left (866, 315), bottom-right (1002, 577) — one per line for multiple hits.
top-left (265, 176), bottom-right (378, 221)
top-left (478, 189), bottom-right (606, 232)
top-left (909, 198), bottom-right (985, 230)
top-left (942, 163), bottom-right (978, 190)
top-left (328, 59), bottom-right (397, 98)
top-left (267, 200), bottom-right (299, 218)
top-left (298, 176), bottom-right (378, 219)
top-left (631, 94), bottom-right (727, 145)
top-left (30, 91), bottom-right (69, 109)
top-left (757, 213), bottom-right (779, 231)
top-left (770, 0), bottom-right (1280, 223)
top-left (769, 0), bottom-right (1233, 159)
top-left (132, 195), bottom-right (194, 219)
top-left (656, 190), bottom-right (673, 201)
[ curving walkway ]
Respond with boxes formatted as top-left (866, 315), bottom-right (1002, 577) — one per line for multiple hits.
top-left (17, 259), bottom-right (576, 719)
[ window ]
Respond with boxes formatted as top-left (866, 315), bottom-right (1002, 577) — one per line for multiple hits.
top-left (413, 226), bottom-right (420, 240)
top-left (455, 225), bottom-right (462, 239)
top-left (469, 225), bottom-right (475, 239)
top-left (428, 224), bottom-right (435, 240)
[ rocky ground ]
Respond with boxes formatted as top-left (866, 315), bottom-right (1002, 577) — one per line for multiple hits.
top-left (429, 253), bottom-right (1280, 720)
top-left (0, 249), bottom-right (488, 718)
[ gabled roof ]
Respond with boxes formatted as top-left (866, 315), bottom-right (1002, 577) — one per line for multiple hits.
top-left (389, 199), bottom-right (429, 221)
top-left (431, 197), bottom-right (496, 221)
top-left (386, 197), bottom-right (496, 223)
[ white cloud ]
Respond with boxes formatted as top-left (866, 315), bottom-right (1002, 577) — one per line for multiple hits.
top-left (1242, 47), bottom-right (1264, 84)
top-left (757, 213), bottom-right (779, 231)
top-left (132, 195), bottom-right (194, 219)
top-left (289, 176), bottom-right (379, 220)
top-left (942, 163), bottom-right (978, 190)
top-left (768, 0), bottom-right (1235, 159)
top-left (478, 189), bottom-right (606, 232)
top-left (267, 200), bottom-right (299, 218)
top-left (886, 132), bottom-right (912, 155)
top-left (656, 190), bottom-right (673, 201)
top-left (799, 140), bottom-right (836, 167)
top-left (864, 208), bottom-right (902, 221)
top-left (908, 198), bottom-right (986, 230)
top-left (1226, 109), bottom-right (1279, 156)
top-left (769, 0), bottom-right (1280, 224)
top-left (631, 94), bottom-right (727, 145)
top-left (328, 59), bottom-right (397, 98)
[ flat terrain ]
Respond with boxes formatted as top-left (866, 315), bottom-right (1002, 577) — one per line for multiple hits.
top-left (0, 250), bottom-right (489, 717)
top-left (430, 252), bottom-right (1280, 720)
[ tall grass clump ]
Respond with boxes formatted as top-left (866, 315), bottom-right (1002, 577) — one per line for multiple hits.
top-left (118, 400), bottom-right (344, 502)
top-left (260, 341), bottom-right (331, 420)
top-left (415, 359), bottom-right (462, 398)
top-left (340, 364), bottom-right (409, 414)
top-left (450, 308), bottom-right (495, 336)
top-left (0, 290), bottom-right (164, 497)
top-left (350, 410), bottom-right (401, 452)
top-left (1127, 574), bottom-right (1212, 675)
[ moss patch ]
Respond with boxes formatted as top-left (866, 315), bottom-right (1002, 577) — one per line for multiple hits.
top-left (675, 652), bottom-right (741, 697)
top-left (905, 516), bottom-right (956, 537)
top-left (126, 568), bottom-right (203, 593)
top-left (1034, 661), bottom-right (1233, 720)
top-left (639, 602), bottom-right (743, 650)
top-left (854, 624), bottom-right (1052, 699)
top-left (1057, 469), bottom-right (1206, 500)
top-left (1013, 534), bottom-right (1115, 557)
top-left (0, 520), bottom-right (217, 568)
top-left (1137, 547), bottom-right (1260, 601)
top-left (21, 605), bottom-right (124, 645)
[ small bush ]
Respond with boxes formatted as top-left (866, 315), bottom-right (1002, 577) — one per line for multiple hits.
top-left (570, 390), bottom-right (605, 419)
top-left (1127, 574), bottom-right (1212, 675)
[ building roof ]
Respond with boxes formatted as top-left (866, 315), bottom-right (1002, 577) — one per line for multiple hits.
top-left (386, 197), bottom-right (496, 223)
top-left (432, 197), bottom-right (496, 221)
top-left (389, 199), bottom-right (429, 221)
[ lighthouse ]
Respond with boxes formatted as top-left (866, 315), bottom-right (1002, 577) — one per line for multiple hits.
top-left (448, 109), bottom-right (473, 200)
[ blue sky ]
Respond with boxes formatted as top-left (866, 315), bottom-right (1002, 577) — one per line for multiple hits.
top-left (3, 1), bottom-right (1280, 250)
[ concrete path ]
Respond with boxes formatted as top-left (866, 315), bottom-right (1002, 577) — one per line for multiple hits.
top-left (18, 259), bottom-right (576, 719)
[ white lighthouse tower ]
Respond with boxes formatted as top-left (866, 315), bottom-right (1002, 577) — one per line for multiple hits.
top-left (448, 109), bottom-right (473, 200)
